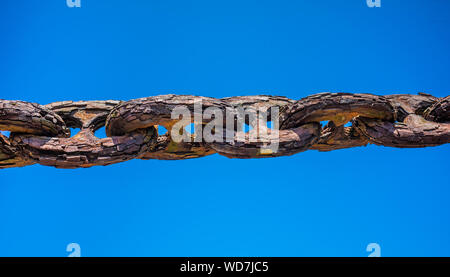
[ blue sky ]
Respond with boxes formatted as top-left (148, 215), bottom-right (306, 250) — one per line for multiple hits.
top-left (1, 0), bottom-right (449, 256)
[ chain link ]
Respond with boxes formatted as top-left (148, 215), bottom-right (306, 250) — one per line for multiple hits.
top-left (1, 92), bottom-right (449, 169)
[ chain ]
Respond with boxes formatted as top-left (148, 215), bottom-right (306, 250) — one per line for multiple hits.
top-left (1, 92), bottom-right (449, 169)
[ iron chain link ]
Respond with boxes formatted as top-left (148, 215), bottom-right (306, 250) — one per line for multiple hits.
top-left (1, 92), bottom-right (449, 169)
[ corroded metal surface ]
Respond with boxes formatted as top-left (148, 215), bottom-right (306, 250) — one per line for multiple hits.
top-left (279, 93), bottom-right (395, 128)
top-left (1, 92), bottom-right (449, 169)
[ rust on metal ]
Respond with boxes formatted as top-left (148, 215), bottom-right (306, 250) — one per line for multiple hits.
top-left (1, 92), bottom-right (449, 169)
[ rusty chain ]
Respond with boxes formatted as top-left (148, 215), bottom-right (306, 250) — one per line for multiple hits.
top-left (1, 92), bottom-right (449, 169)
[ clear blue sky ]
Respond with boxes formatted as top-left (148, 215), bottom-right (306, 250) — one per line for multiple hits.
top-left (1, 0), bottom-right (449, 257)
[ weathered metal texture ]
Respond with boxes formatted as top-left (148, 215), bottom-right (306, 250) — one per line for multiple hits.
top-left (1, 92), bottom-right (449, 169)
top-left (105, 95), bottom-right (227, 160)
top-left (137, 95), bottom-right (294, 160)
top-left (222, 95), bottom-right (294, 119)
top-left (385, 93), bottom-right (438, 118)
top-left (353, 93), bottom-right (450, 148)
top-left (11, 128), bottom-right (156, 169)
top-left (279, 93), bottom-right (395, 129)
top-left (353, 115), bottom-right (450, 148)
top-left (0, 100), bottom-right (69, 136)
top-left (0, 100), bottom-right (69, 168)
top-left (0, 133), bottom-right (35, 168)
top-left (221, 95), bottom-right (295, 108)
top-left (9, 100), bottom-right (156, 169)
top-left (140, 134), bottom-right (215, 160)
top-left (106, 95), bottom-right (228, 136)
top-left (310, 121), bottom-right (369, 152)
top-left (211, 95), bottom-right (317, 158)
top-left (424, 95), bottom-right (450, 122)
top-left (44, 100), bottom-right (121, 130)
top-left (210, 123), bottom-right (320, 158)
